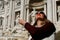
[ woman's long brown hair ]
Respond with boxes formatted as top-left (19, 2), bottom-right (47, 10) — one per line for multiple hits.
top-left (33, 12), bottom-right (50, 26)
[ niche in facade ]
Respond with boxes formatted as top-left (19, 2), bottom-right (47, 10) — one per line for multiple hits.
top-left (56, 1), bottom-right (60, 21)
top-left (14, 11), bottom-right (20, 26)
top-left (0, 17), bottom-right (4, 27)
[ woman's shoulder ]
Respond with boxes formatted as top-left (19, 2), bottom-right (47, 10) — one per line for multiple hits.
top-left (45, 20), bottom-right (53, 25)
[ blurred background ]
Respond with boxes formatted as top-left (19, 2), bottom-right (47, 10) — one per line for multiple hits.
top-left (0, 0), bottom-right (60, 40)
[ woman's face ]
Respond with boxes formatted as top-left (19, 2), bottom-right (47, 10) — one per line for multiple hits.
top-left (35, 14), bottom-right (44, 19)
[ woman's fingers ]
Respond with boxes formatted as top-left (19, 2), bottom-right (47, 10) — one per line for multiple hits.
top-left (18, 19), bottom-right (26, 25)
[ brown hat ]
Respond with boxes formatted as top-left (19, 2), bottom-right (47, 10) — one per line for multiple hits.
top-left (36, 11), bottom-right (47, 19)
top-left (36, 11), bottom-right (45, 14)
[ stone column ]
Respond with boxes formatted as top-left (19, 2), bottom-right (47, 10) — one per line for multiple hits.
top-left (27, 7), bottom-right (29, 22)
top-left (47, 0), bottom-right (53, 22)
top-left (52, 0), bottom-right (57, 24)
top-left (24, 4), bottom-right (26, 21)
top-left (8, 0), bottom-right (13, 28)
top-left (11, 0), bottom-right (15, 28)
top-left (20, 0), bottom-right (25, 19)
top-left (47, 0), bottom-right (55, 40)
top-left (26, 0), bottom-right (29, 22)
top-left (3, 0), bottom-right (8, 31)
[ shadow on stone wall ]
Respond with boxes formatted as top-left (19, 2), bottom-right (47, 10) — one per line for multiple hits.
top-left (55, 31), bottom-right (60, 40)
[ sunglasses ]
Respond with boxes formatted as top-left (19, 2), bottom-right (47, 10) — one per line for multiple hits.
top-left (36, 14), bottom-right (41, 17)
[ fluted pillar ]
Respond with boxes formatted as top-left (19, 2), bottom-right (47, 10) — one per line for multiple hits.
top-left (27, 8), bottom-right (29, 22)
top-left (8, 0), bottom-right (13, 27)
top-left (47, 0), bottom-right (55, 40)
top-left (47, 0), bottom-right (53, 22)
top-left (52, 0), bottom-right (57, 24)
top-left (20, 0), bottom-right (25, 19)
top-left (11, 0), bottom-right (15, 28)
top-left (3, 0), bottom-right (8, 31)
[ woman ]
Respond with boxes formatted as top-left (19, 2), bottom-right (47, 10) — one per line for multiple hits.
top-left (19, 12), bottom-right (56, 40)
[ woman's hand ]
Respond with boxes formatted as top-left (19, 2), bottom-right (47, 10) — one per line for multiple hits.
top-left (18, 19), bottom-right (26, 25)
